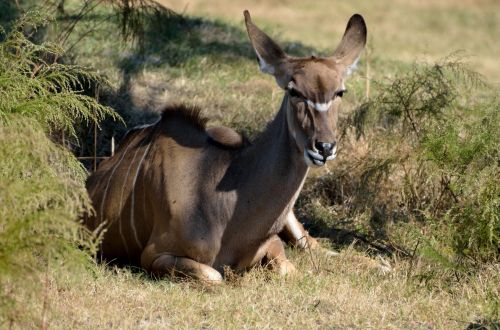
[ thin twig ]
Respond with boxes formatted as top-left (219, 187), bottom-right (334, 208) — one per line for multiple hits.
top-left (302, 235), bottom-right (320, 274)
top-left (406, 238), bottom-right (420, 283)
top-left (41, 256), bottom-right (50, 330)
top-left (58, 0), bottom-right (107, 47)
top-left (365, 43), bottom-right (370, 99)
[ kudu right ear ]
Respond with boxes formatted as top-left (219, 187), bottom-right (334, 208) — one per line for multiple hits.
top-left (244, 10), bottom-right (291, 88)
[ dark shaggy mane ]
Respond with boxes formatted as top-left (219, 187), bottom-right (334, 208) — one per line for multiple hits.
top-left (160, 104), bottom-right (209, 131)
top-left (113, 105), bottom-right (208, 154)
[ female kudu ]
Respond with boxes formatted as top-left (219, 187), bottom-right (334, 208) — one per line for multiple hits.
top-left (85, 11), bottom-right (367, 282)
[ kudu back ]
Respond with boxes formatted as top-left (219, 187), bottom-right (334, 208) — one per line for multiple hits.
top-left (85, 11), bottom-right (367, 282)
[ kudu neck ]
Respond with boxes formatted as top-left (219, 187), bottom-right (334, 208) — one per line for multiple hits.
top-left (240, 94), bottom-right (309, 192)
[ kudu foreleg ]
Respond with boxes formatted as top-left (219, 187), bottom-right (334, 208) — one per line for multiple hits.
top-left (263, 235), bottom-right (296, 276)
top-left (150, 254), bottom-right (223, 283)
top-left (280, 212), bottom-right (319, 250)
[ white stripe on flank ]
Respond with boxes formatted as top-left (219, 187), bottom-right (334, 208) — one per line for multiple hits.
top-left (131, 118), bottom-right (160, 130)
top-left (129, 142), bottom-right (152, 250)
top-left (100, 139), bottom-right (134, 227)
top-left (118, 141), bottom-right (143, 255)
top-left (306, 100), bottom-right (332, 112)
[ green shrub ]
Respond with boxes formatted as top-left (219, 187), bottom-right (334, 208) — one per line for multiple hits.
top-left (0, 11), bottom-right (118, 136)
top-left (422, 107), bottom-right (499, 262)
top-left (0, 11), bottom-right (118, 324)
top-left (301, 57), bottom-right (499, 266)
top-left (0, 117), bottom-right (94, 274)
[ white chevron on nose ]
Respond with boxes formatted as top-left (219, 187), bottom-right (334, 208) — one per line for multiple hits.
top-left (306, 100), bottom-right (332, 112)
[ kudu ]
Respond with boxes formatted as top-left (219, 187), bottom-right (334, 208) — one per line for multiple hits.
top-left (85, 11), bottom-right (367, 282)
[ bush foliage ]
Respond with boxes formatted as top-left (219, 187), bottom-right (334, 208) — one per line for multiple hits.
top-left (0, 11), bottom-right (118, 136)
top-left (0, 11), bottom-right (118, 324)
top-left (302, 58), bottom-right (499, 266)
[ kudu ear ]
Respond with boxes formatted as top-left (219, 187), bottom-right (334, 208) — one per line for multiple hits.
top-left (331, 14), bottom-right (367, 77)
top-left (244, 10), bottom-right (291, 88)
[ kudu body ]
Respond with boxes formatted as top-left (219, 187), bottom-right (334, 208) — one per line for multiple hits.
top-left (85, 11), bottom-right (367, 282)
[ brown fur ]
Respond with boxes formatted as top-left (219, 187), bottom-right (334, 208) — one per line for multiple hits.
top-left (206, 126), bottom-right (247, 149)
top-left (85, 11), bottom-right (366, 281)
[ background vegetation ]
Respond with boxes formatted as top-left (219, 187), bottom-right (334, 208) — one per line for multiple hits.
top-left (0, 0), bottom-right (498, 328)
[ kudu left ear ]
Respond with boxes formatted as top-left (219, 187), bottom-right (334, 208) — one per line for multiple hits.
top-left (244, 10), bottom-right (292, 88)
top-left (331, 14), bottom-right (367, 77)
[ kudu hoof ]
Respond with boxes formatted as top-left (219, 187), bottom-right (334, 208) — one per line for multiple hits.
top-left (277, 260), bottom-right (297, 276)
top-left (305, 235), bottom-right (320, 250)
top-left (200, 269), bottom-right (224, 284)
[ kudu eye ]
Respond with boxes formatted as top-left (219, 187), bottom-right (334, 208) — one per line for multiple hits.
top-left (336, 90), bottom-right (347, 98)
top-left (288, 88), bottom-right (303, 99)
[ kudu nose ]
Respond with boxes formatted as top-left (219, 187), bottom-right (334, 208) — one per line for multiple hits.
top-left (314, 141), bottom-right (336, 157)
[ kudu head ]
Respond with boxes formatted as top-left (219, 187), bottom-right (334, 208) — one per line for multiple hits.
top-left (244, 11), bottom-right (367, 167)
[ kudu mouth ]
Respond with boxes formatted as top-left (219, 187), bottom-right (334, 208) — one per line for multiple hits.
top-left (304, 143), bottom-right (338, 167)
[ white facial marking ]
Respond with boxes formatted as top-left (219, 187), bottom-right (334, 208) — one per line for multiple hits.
top-left (306, 100), bottom-right (332, 112)
top-left (304, 149), bottom-right (324, 167)
top-left (326, 154), bottom-right (336, 161)
top-left (326, 144), bottom-right (338, 161)
top-left (307, 149), bottom-right (323, 161)
top-left (312, 158), bottom-right (325, 166)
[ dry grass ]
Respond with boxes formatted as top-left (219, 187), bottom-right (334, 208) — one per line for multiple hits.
top-left (7, 249), bottom-right (498, 329)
